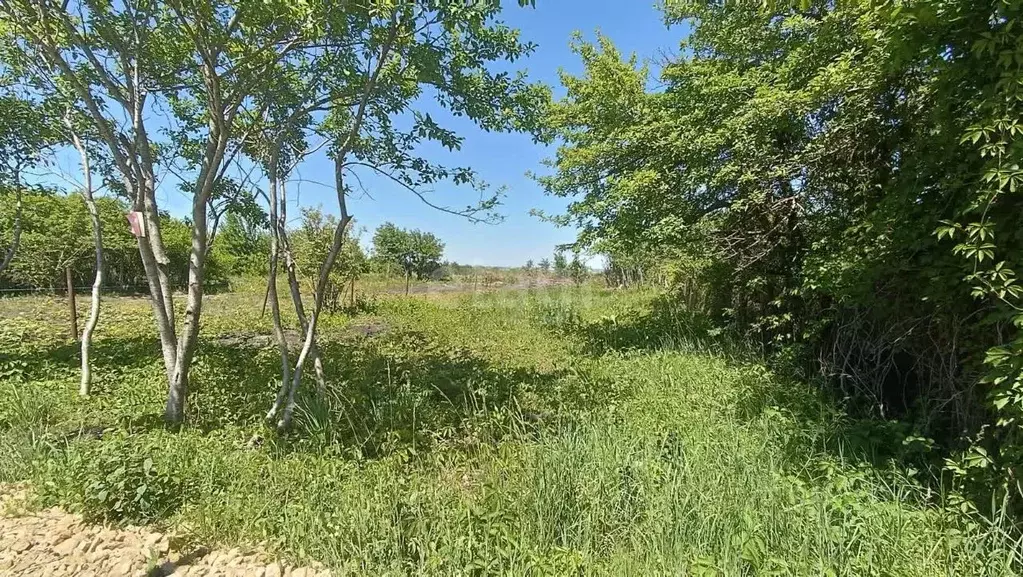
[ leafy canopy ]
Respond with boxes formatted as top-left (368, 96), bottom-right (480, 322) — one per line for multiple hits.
top-left (372, 222), bottom-right (445, 280)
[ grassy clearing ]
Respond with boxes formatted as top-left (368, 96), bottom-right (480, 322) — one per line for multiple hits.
top-left (0, 284), bottom-right (1020, 575)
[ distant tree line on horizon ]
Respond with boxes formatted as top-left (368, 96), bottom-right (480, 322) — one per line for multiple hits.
top-left (0, 189), bottom-right (568, 295)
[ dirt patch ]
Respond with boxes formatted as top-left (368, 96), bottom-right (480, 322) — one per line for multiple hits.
top-left (213, 330), bottom-right (303, 350)
top-left (385, 278), bottom-right (578, 295)
top-left (346, 319), bottom-right (388, 338)
top-left (0, 484), bottom-right (329, 577)
top-left (213, 321), bottom-right (388, 350)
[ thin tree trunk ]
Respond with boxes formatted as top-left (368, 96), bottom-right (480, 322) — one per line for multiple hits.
top-left (66, 266), bottom-right (78, 341)
top-left (275, 25), bottom-right (396, 429)
top-left (283, 254), bottom-right (327, 394)
top-left (264, 170), bottom-right (292, 422)
top-left (265, 170), bottom-right (328, 422)
top-left (278, 224), bottom-right (347, 429)
top-left (163, 111), bottom-right (236, 424)
top-left (278, 184), bottom-right (327, 395)
top-left (165, 192), bottom-right (209, 424)
top-left (0, 182), bottom-right (22, 276)
top-left (141, 178), bottom-right (177, 337)
top-left (405, 271), bottom-right (410, 296)
top-left (70, 127), bottom-right (103, 397)
top-left (277, 157), bottom-right (351, 430)
top-left (81, 246), bottom-right (103, 396)
top-left (131, 93), bottom-right (179, 397)
top-left (134, 191), bottom-right (178, 383)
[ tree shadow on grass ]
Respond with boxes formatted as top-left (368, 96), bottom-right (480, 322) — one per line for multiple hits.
top-left (533, 292), bottom-right (749, 359)
top-left (189, 329), bottom-right (590, 459)
top-left (0, 336), bottom-right (164, 383)
top-left (2, 327), bottom-right (597, 461)
top-left (732, 369), bottom-right (942, 474)
top-left (540, 292), bottom-right (949, 481)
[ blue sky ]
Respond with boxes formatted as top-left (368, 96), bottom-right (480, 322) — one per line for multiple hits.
top-left (48, 1), bottom-right (683, 268)
top-left (277, 1), bottom-right (684, 267)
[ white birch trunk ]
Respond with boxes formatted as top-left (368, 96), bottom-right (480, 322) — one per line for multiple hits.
top-left (69, 128), bottom-right (103, 397)
top-left (265, 170), bottom-right (294, 422)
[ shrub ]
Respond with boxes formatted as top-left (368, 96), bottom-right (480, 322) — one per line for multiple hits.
top-left (429, 266), bottom-right (452, 281)
top-left (36, 434), bottom-right (189, 524)
top-left (527, 300), bottom-right (583, 335)
top-left (0, 190), bottom-right (228, 291)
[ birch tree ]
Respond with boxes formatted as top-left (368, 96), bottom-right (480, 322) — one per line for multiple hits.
top-left (256, 0), bottom-right (547, 429)
top-left (0, 0), bottom-right (343, 424)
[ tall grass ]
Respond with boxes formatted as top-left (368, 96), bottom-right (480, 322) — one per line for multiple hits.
top-left (0, 286), bottom-right (1020, 574)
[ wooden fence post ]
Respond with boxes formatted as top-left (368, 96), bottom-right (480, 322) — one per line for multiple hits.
top-left (66, 266), bottom-right (78, 340)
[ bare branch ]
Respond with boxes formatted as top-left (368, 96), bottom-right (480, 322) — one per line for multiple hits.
top-left (345, 161), bottom-right (497, 224)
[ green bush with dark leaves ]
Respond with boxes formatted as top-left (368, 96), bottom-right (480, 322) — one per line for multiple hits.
top-left (0, 190), bottom-right (230, 291)
top-left (537, 0), bottom-right (1023, 516)
top-left (36, 434), bottom-right (189, 524)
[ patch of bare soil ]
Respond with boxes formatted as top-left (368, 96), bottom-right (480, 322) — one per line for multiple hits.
top-left (0, 485), bottom-right (329, 577)
top-left (213, 329), bottom-right (303, 350)
top-left (213, 319), bottom-right (389, 350)
top-left (346, 319), bottom-right (388, 337)
top-left (386, 277), bottom-right (577, 295)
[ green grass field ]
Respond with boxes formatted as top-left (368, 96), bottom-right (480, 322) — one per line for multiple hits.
top-left (0, 284), bottom-right (1019, 575)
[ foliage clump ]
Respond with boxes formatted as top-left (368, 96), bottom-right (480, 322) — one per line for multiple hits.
top-left (537, 0), bottom-right (1023, 513)
top-left (36, 434), bottom-right (190, 524)
top-left (372, 222), bottom-right (445, 284)
top-left (0, 191), bottom-right (229, 290)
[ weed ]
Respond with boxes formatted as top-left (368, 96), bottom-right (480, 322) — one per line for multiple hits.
top-left (0, 286), bottom-right (1020, 574)
top-left (35, 433), bottom-right (190, 524)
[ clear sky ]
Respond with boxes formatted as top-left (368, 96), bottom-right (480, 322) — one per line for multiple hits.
top-left (49, 1), bottom-right (684, 268)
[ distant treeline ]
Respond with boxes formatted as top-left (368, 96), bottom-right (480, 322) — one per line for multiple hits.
top-left (0, 191), bottom-right (466, 293)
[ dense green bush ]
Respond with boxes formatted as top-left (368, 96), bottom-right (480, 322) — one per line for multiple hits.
top-left (290, 207), bottom-right (367, 312)
top-left (429, 266), bottom-right (452, 281)
top-left (36, 434), bottom-right (189, 523)
top-left (210, 211), bottom-right (270, 277)
top-left (372, 222), bottom-right (444, 281)
top-left (538, 0), bottom-right (1023, 513)
top-left (0, 190), bottom-right (229, 291)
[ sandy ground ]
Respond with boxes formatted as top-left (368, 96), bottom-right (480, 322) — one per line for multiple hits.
top-left (0, 485), bottom-right (329, 577)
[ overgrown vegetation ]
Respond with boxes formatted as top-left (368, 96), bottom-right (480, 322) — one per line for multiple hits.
top-left (0, 190), bottom-right (231, 291)
top-left (2, 285), bottom-right (1020, 574)
top-left (537, 0), bottom-right (1023, 517)
top-left (1, 0), bottom-right (1021, 573)
top-left (0, 0), bottom-right (548, 425)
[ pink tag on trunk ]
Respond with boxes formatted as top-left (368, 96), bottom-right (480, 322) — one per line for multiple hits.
top-left (126, 211), bottom-right (146, 237)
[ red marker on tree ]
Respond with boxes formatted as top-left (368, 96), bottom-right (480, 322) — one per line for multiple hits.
top-left (126, 211), bottom-right (146, 238)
